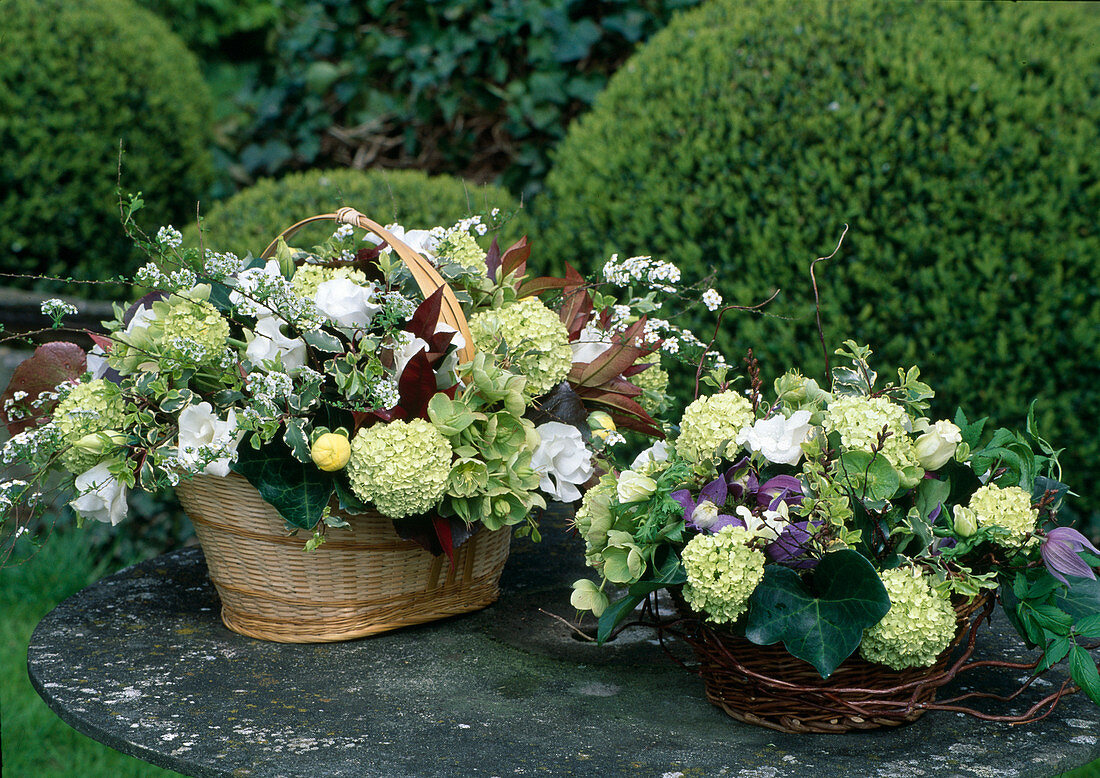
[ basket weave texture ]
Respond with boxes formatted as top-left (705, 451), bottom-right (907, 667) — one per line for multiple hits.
top-left (674, 591), bottom-right (990, 733)
top-left (176, 473), bottom-right (511, 643)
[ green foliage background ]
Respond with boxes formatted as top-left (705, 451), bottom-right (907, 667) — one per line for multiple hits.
top-left (0, 0), bottom-right (215, 296)
top-left (537, 0), bottom-right (1100, 519)
top-left (183, 168), bottom-right (529, 258)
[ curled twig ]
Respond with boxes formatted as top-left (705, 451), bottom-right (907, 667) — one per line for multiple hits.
top-left (810, 224), bottom-right (849, 380)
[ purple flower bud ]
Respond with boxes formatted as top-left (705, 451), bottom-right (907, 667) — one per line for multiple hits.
top-left (1041, 526), bottom-right (1100, 587)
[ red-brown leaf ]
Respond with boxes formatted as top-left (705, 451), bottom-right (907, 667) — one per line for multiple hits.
top-left (501, 236), bottom-right (531, 277)
top-left (1, 342), bottom-right (87, 435)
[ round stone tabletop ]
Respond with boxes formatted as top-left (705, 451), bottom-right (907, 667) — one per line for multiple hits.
top-left (27, 516), bottom-right (1100, 778)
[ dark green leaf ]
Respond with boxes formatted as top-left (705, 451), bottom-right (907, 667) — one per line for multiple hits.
top-left (232, 437), bottom-right (334, 530)
top-left (596, 593), bottom-right (644, 645)
top-left (1070, 645), bottom-right (1100, 705)
top-left (1057, 575), bottom-right (1100, 622)
top-left (1074, 614), bottom-right (1100, 639)
top-left (836, 450), bottom-right (900, 502)
top-left (1037, 635), bottom-right (1072, 672)
top-left (745, 550), bottom-right (890, 678)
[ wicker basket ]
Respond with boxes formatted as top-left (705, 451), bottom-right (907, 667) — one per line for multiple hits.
top-left (176, 473), bottom-right (511, 643)
top-left (673, 591), bottom-right (991, 733)
top-left (172, 207), bottom-right (504, 643)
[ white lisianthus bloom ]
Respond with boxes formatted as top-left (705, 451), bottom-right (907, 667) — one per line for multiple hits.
top-left (913, 419), bottom-right (963, 471)
top-left (631, 440), bottom-right (671, 471)
top-left (365, 223), bottom-right (440, 259)
top-left (570, 322), bottom-right (613, 364)
top-left (246, 315), bottom-right (307, 373)
top-left (735, 410), bottom-right (814, 466)
top-left (86, 345), bottom-right (110, 379)
top-left (314, 278), bottom-right (382, 332)
top-left (177, 402), bottom-right (241, 477)
top-left (531, 422), bottom-right (593, 502)
top-left (617, 470), bottom-right (658, 504)
top-left (70, 463), bottom-right (128, 526)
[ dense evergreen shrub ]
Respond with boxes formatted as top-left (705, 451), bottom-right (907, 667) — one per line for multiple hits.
top-left (538, 0), bottom-right (1100, 517)
top-left (215, 0), bottom-right (702, 196)
top-left (0, 0), bottom-right (214, 296)
top-left (133, 0), bottom-right (278, 56)
top-left (184, 168), bottom-right (528, 258)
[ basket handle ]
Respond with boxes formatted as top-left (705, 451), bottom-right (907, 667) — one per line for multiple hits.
top-left (260, 207), bottom-right (474, 365)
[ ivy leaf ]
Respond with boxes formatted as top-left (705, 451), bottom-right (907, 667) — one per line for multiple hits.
top-left (1, 342), bottom-right (87, 434)
top-left (231, 436), bottom-right (334, 530)
top-left (745, 550), bottom-right (890, 678)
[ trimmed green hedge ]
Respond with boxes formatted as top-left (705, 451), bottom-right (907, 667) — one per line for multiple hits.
top-left (185, 168), bottom-right (529, 258)
top-left (0, 0), bottom-right (214, 296)
top-left (538, 0), bottom-right (1100, 517)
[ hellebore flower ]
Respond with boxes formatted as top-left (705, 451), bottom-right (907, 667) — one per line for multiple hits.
top-left (1041, 527), bottom-right (1100, 586)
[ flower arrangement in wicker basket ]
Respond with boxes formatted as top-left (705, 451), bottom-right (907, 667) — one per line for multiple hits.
top-left (1, 197), bottom-right (729, 642)
top-left (569, 335), bottom-right (1100, 731)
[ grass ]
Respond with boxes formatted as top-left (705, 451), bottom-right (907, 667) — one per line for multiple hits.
top-left (1, 530), bottom-right (182, 777)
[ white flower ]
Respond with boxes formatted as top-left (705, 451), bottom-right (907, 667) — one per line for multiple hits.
top-left (692, 500), bottom-right (722, 530)
top-left (313, 278), bottom-right (381, 332)
top-left (176, 402), bottom-right (241, 477)
top-left (736, 502), bottom-right (789, 542)
top-left (365, 223), bottom-right (440, 259)
top-left (617, 470), bottom-right (658, 504)
top-left (393, 324), bottom-right (466, 386)
top-left (531, 422), bottom-right (593, 502)
top-left (86, 345), bottom-right (109, 379)
top-left (155, 225), bottom-right (183, 248)
top-left (630, 440), bottom-right (670, 471)
top-left (702, 288), bottom-right (723, 311)
top-left (246, 315), bottom-right (307, 373)
top-left (70, 463), bottom-right (128, 526)
top-left (735, 410), bottom-right (814, 466)
top-left (913, 419), bottom-right (963, 471)
top-left (124, 304), bottom-right (157, 335)
top-left (570, 322), bottom-right (613, 364)
top-left (230, 259), bottom-right (283, 317)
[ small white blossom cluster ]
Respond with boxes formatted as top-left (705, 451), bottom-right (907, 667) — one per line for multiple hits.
top-left (602, 254), bottom-right (682, 292)
top-left (203, 251), bottom-right (242, 280)
top-left (40, 298), bottom-right (78, 321)
top-left (135, 262), bottom-right (198, 293)
top-left (232, 261), bottom-right (324, 330)
top-left (0, 479), bottom-right (31, 512)
top-left (333, 224), bottom-right (355, 240)
top-left (449, 214), bottom-right (488, 237)
top-left (250, 371), bottom-right (294, 405)
top-left (381, 291), bottom-right (416, 322)
top-left (702, 288), bottom-right (723, 311)
top-left (2, 392), bottom-right (30, 422)
top-left (1, 423), bottom-right (63, 466)
top-left (367, 377), bottom-right (401, 410)
top-left (155, 225), bottom-right (183, 249)
top-left (602, 430), bottom-right (626, 447)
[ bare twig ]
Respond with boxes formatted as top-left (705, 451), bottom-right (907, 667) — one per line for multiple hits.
top-left (810, 224), bottom-right (849, 380)
top-left (693, 289), bottom-right (781, 400)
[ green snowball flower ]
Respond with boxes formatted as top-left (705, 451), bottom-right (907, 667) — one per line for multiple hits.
top-left (824, 395), bottom-right (921, 475)
top-left (347, 418), bottom-right (453, 518)
top-left (682, 525), bottom-right (765, 624)
top-left (676, 391), bottom-right (755, 463)
top-left (469, 297), bottom-right (573, 397)
top-left (443, 231), bottom-right (488, 275)
top-left (290, 264), bottom-right (368, 300)
top-left (53, 379), bottom-right (127, 473)
top-left (860, 567), bottom-right (957, 671)
top-left (966, 483), bottom-right (1038, 547)
top-left (631, 361), bottom-right (669, 414)
top-left (161, 296), bottom-right (230, 368)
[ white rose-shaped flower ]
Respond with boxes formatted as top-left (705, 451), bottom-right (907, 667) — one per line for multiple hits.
top-left (313, 278), bottom-right (381, 332)
top-left (913, 419), bottom-right (963, 471)
top-left (365, 223), bottom-right (440, 259)
top-left (70, 463), bottom-right (128, 526)
top-left (631, 440), bottom-right (670, 471)
top-left (735, 410), bottom-right (814, 466)
top-left (86, 345), bottom-right (110, 379)
top-left (531, 422), bottom-right (593, 502)
top-left (246, 315), bottom-right (307, 372)
top-left (570, 322), bottom-right (613, 364)
top-left (176, 402), bottom-right (241, 477)
top-left (617, 470), bottom-right (658, 504)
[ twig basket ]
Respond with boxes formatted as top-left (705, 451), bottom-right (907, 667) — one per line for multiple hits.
top-left (671, 592), bottom-right (993, 733)
top-left (175, 208), bottom-right (504, 643)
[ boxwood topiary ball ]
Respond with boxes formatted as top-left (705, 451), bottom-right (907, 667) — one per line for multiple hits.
top-left (0, 0), bottom-right (214, 296)
top-left (184, 168), bottom-right (530, 259)
top-left (538, 0), bottom-right (1100, 518)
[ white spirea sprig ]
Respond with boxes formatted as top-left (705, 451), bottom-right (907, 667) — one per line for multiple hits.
top-left (155, 225), bottom-right (183, 249)
top-left (602, 253), bottom-right (682, 292)
top-left (203, 251), bottom-right (242, 280)
top-left (232, 264), bottom-right (325, 331)
top-left (135, 263), bottom-right (198, 293)
top-left (40, 299), bottom-right (78, 326)
top-left (703, 288), bottom-right (723, 311)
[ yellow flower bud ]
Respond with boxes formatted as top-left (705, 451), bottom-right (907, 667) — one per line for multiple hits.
top-left (588, 411), bottom-right (616, 441)
top-left (311, 432), bottom-right (351, 472)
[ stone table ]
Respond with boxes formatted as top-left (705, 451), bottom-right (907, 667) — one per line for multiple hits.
top-left (28, 513), bottom-right (1100, 778)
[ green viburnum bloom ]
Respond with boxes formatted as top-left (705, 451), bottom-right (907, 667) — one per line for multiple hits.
top-left (469, 297), bottom-right (572, 397)
top-left (824, 395), bottom-right (922, 485)
top-left (631, 361), bottom-right (669, 414)
top-left (676, 391), bottom-right (755, 463)
top-left (290, 264), bottom-right (367, 300)
top-left (442, 231), bottom-right (488, 275)
top-left (964, 483), bottom-right (1039, 547)
top-left (161, 295), bottom-right (231, 369)
top-left (860, 567), bottom-right (956, 670)
top-left (53, 379), bottom-right (127, 473)
top-left (347, 418), bottom-right (453, 518)
top-left (682, 525), bottom-right (765, 624)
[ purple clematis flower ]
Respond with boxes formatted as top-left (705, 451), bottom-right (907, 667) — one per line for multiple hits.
top-left (725, 457), bottom-right (760, 501)
top-left (1041, 527), bottom-right (1100, 586)
top-left (757, 475), bottom-right (804, 511)
top-left (672, 472), bottom-right (740, 533)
